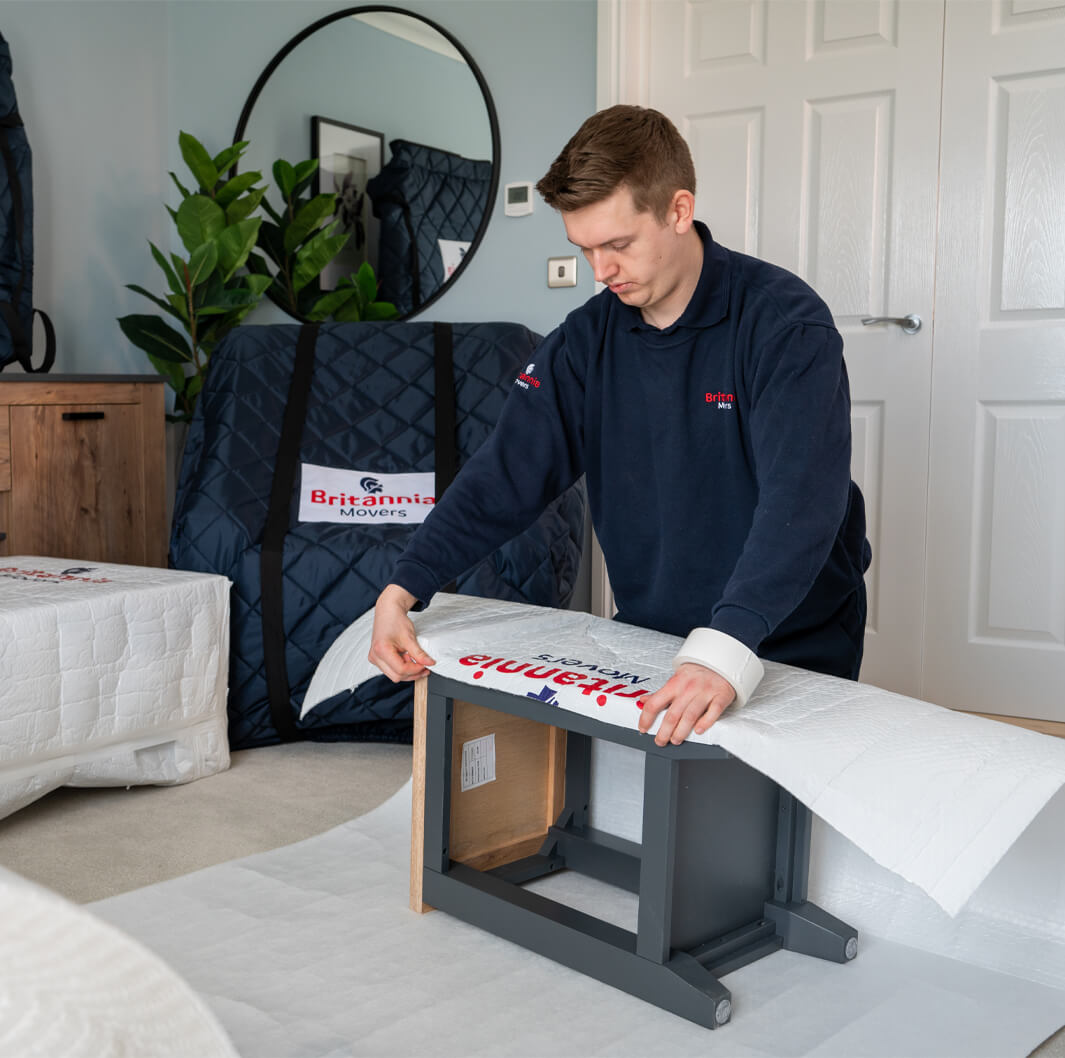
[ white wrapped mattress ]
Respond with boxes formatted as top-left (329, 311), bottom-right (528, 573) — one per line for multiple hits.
top-left (0, 557), bottom-right (230, 822)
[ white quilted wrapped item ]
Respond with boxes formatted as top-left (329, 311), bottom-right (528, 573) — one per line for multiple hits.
top-left (304, 593), bottom-right (1065, 917)
top-left (0, 865), bottom-right (238, 1057)
top-left (0, 558), bottom-right (230, 821)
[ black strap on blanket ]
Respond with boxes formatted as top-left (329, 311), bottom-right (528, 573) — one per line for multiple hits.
top-left (433, 321), bottom-right (458, 499)
top-left (433, 321), bottom-right (459, 595)
top-left (261, 322), bottom-right (319, 742)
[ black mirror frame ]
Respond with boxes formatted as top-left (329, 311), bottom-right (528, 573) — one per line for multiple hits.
top-left (232, 4), bottom-right (501, 321)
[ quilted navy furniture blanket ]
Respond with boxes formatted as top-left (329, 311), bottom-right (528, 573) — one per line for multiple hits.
top-left (367, 140), bottom-right (492, 315)
top-left (170, 321), bottom-right (585, 749)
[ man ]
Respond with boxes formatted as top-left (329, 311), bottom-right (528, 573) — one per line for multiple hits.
top-left (369, 105), bottom-right (871, 745)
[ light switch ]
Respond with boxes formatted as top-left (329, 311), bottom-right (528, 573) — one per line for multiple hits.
top-left (547, 256), bottom-right (577, 288)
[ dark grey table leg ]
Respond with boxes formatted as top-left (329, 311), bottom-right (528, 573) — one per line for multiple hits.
top-left (422, 688), bottom-right (453, 874)
top-left (636, 751), bottom-right (679, 964)
top-left (764, 790), bottom-right (858, 964)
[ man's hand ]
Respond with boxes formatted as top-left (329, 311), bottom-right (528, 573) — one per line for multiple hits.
top-left (637, 663), bottom-right (736, 746)
top-left (368, 584), bottom-right (436, 683)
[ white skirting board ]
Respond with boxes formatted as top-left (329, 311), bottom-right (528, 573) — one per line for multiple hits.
top-left (90, 780), bottom-right (1065, 1058)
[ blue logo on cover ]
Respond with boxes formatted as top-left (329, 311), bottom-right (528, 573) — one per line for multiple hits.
top-left (526, 686), bottom-right (558, 706)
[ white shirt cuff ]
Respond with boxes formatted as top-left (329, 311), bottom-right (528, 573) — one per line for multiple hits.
top-left (672, 627), bottom-right (765, 708)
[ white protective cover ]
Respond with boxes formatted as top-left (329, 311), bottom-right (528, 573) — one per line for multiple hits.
top-left (91, 782), bottom-right (1065, 1058)
top-left (303, 593), bottom-right (1065, 918)
top-left (0, 557), bottom-right (231, 821)
top-left (0, 864), bottom-right (238, 1058)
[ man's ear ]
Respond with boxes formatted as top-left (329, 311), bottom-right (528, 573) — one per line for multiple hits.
top-left (670, 189), bottom-right (696, 234)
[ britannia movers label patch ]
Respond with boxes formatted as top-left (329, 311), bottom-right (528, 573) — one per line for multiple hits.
top-left (298, 464), bottom-right (435, 524)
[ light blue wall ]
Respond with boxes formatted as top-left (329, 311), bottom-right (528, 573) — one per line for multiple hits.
top-left (1, 1), bottom-right (171, 375)
top-left (0, 0), bottom-right (597, 375)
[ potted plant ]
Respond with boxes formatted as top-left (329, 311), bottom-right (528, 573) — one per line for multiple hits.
top-left (118, 132), bottom-right (272, 423)
top-left (120, 132), bottom-right (399, 426)
top-left (250, 158), bottom-right (398, 325)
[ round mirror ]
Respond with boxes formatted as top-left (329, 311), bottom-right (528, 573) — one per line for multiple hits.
top-left (233, 5), bottom-right (500, 319)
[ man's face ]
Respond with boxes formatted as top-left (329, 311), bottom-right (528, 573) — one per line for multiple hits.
top-left (562, 185), bottom-right (690, 318)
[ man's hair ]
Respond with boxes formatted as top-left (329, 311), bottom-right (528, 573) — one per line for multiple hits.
top-left (536, 105), bottom-right (696, 221)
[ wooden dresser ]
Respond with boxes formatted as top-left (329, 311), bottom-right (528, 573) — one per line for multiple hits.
top-left (0, 375), bottom-right (167, 567)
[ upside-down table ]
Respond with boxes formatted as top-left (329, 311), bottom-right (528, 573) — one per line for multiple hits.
top-left (410, 673), bottom-right (857, 1029)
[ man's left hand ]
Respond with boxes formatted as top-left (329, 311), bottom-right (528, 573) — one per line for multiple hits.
top-left (637, 663), bottom-right (736, 746)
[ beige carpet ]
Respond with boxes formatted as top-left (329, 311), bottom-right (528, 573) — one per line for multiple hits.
top-left (0, 741), bottom-right (412, 904)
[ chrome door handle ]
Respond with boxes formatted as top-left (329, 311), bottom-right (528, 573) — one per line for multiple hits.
top-left (860, 313), bottom-right (922, 334)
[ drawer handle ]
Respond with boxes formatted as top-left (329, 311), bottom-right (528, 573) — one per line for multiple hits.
top-left (61, 411), bottom-right (106, 422)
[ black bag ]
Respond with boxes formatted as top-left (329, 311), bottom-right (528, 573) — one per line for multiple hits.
top-left (0, 33), bottom-right (54, 373)
top-left (170, 320), bottom-right (586, 749)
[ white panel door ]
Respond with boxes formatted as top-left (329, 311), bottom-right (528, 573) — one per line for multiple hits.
top-left (923, 1), bottom-right (1065, 720)
top-left (604, 0), bottom-right (945, 696)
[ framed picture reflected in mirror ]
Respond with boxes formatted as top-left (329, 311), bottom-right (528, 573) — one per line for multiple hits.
top-left (311, 115), bottom-right (384, 290)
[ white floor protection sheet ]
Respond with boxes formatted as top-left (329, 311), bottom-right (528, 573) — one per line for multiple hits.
top-left (84, 594), bottom-right (1065, 1056)
top-left (91, 781), bottom-right (1065, 1058)
top-left (304, 594), bottom-right (1065, 918)
top-left (0, 558), bottom-right (231, 821)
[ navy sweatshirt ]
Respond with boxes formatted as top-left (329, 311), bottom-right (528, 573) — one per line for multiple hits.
top-left (392, 223), bottom-right (871, 669)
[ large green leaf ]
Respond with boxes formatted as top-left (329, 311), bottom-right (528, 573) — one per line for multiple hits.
top-left (226, 186), bottom-right (267, 225)
top-left (169, 171), bottom-right (192, 199)
top-left (292, 228), bottom-right (348, 293)
top-left (306, 286), bottom-right (357, 321)
top-left (283, 194), bottom-right (337, 253)
top-left (355, 260), bottom-right (377, 305)
top-left (244, 272), bottom-right (273, 299)
top-left (243, 252), bottom-right (272, 283)
top-left (291, 159), bottom-right (319, 199)
top-left (197, 271), bottom-right (225, 308)
top-left (170, 253), bottom-right (188, 287)
top-left (364, 300), bottom-right (399, 321)
top-left (126, 283), bottom-right (183, 321)
top-left (211, 140), bottom-right (249, 175)
top-left (176, 195), bottom-right (226, 252)
top-left (148, 242), bottom-right (183, 298)
top-left (179, 131), bottom-right (218, 191)
top-left (215, 170), bottom-right (261, 208)
top-left (294, 158), bottom-right (318, 184)
top-left (332, 295), bottom-right (367, 323)
top-left (166, 292), bottom-right (188, 322)
top-left (146, 351), bottom-right (187, 393)
top-left (195, 287), bottom-right (261, 316)
top-left (118, 313), bottom-right (193, 364)
top-left (186, 240), bottom-right (219, 289)
top-left (215, 216), bottom-right (262, 281)
top-left (273, 159), bottom-right (297, 199)
top-left (194, 315), bottom-right (225, 349)
top-left (231, 298), bottom-right (264, 326)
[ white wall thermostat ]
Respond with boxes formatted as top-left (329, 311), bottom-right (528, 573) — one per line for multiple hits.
top-left (504, 181), bottom-right (534, 217)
